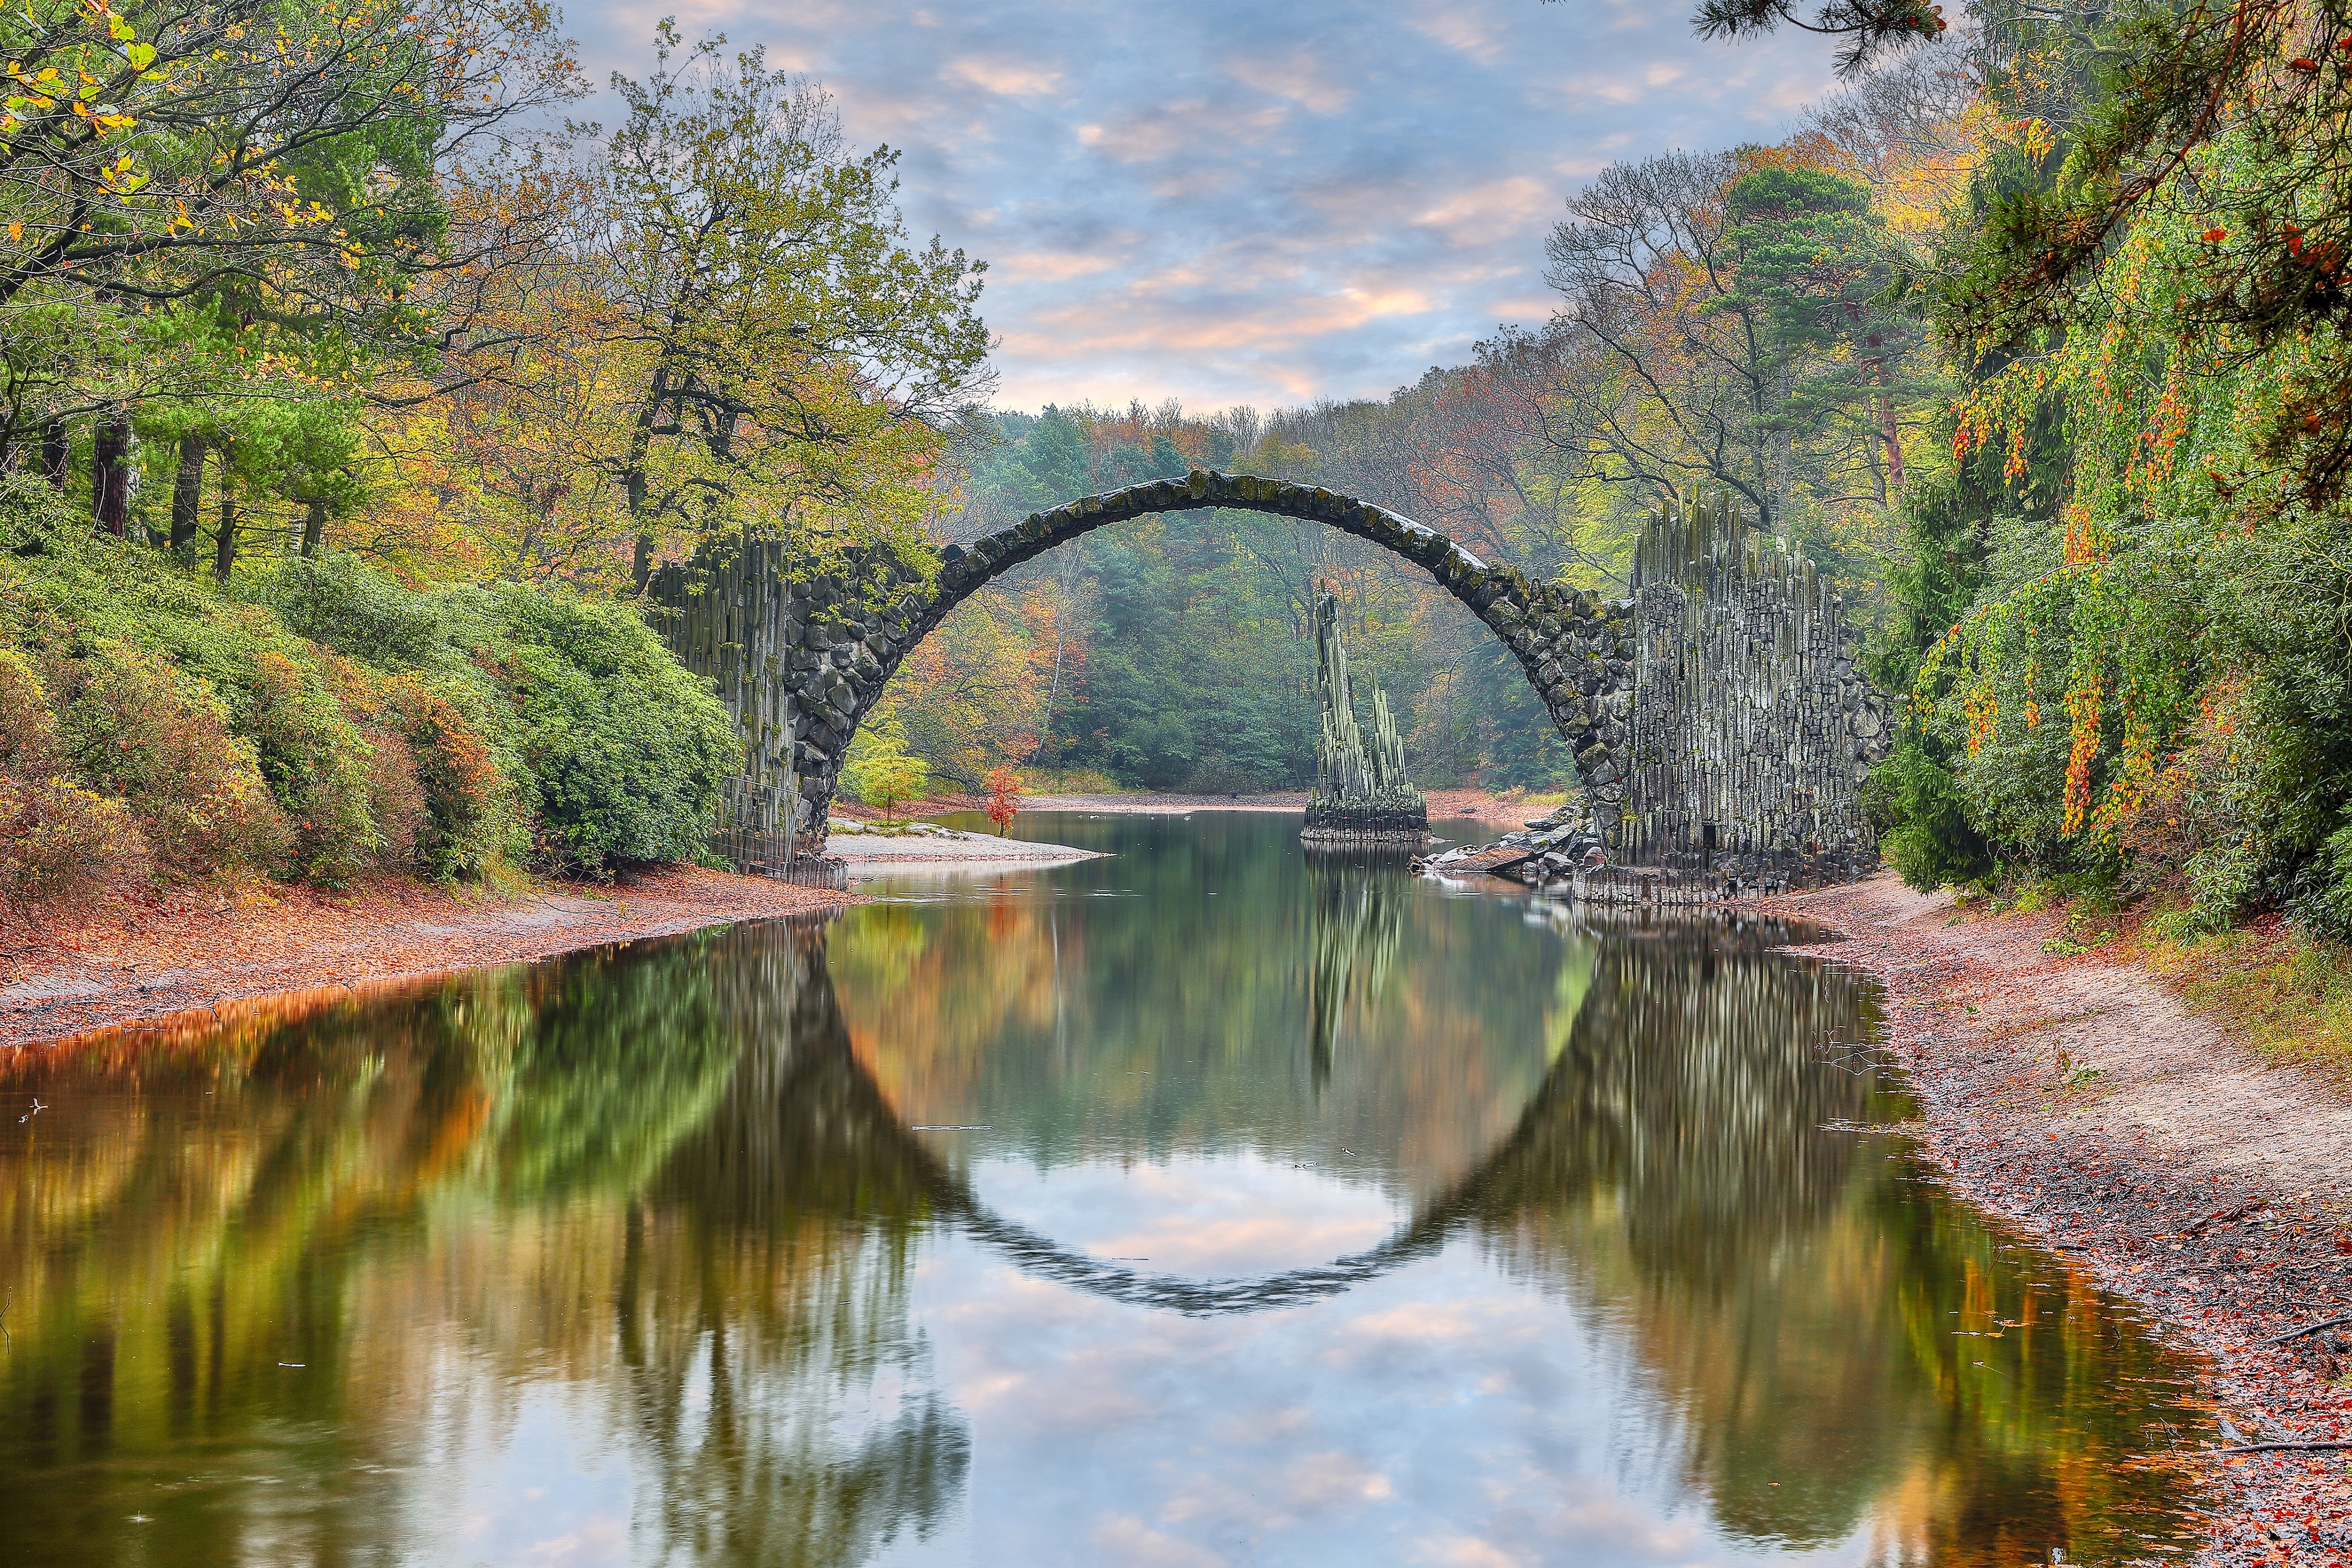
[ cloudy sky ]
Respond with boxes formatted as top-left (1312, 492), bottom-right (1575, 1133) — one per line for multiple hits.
top-left (567, 2), bottom-right (1849, 413)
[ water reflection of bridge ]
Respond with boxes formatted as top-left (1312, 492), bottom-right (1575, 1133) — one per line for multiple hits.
top-left (0, 906), bottom-right (2196, 1568)
top-left (745, 913), bottom-right (1884, 1317)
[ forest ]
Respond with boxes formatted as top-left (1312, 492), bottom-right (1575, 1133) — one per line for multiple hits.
top-left (5, 0), bottom-right (2352, 943)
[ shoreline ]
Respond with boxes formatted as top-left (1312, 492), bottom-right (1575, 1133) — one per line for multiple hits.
top-left (838, 785), bottom-right (1538, 828)
top-left (1757, 873), bottom-right (2352, 1557)
top-left (0, 865), bottom-right (861, 1051)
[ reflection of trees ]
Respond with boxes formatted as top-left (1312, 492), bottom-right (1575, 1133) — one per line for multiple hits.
top-left (0, 922), bottom-right (966, 1568)
top-left (1456, 924), bottom-right (2195, 1564)
top-left (832, 815), bottom-right (1572, 1201)
top-left (0, 888), bottom-right (2198, 1567)
top-left (1305, 854), bottom-right (1407, 1087)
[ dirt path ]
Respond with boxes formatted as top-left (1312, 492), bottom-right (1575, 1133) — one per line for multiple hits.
top-left (0, 866), bottom-right (857, 1050)
top-left (1767, 873), bottom-right (2352, 1558)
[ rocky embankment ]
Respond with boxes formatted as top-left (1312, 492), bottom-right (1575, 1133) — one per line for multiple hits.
top-left (1415, 795), bottom-right (1604, 888)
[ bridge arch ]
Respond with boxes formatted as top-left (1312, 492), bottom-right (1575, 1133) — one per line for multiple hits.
top-left (651, 469), bottom-right (1638, 864)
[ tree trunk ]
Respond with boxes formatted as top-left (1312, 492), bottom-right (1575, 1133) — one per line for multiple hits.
top-left (1879, 379), bottom-right (1905, 493)
top-left (625, 363), bottom-right (675, 593)
top-left (91, 411), bottom-right (131, 537)
top-left (170, 436), bottom-right (207, 557)
top-left (41, 418), bottom-right (68, 488)
top-left (299, 495), bottom-right (327, 558)
top-left (214, 475), bottom-right (239, 584)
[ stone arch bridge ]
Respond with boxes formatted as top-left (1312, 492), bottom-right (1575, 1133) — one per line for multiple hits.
top-left (649, 470), bottom-right (1889, 880)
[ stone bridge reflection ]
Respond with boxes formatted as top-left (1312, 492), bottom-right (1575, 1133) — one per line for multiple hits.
top-left (0, 903), bottom-right (2200, 1566)
top-left (750, 911), bottom-right (1881, 1317)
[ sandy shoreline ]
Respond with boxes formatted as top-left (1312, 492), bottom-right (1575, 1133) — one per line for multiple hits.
top-left (1759, 873), bottom-right (2352, 1557)
top-left (0, 866), bottom-right (860, 1050)
top-left (830, 823), bottom-right (1105, 867)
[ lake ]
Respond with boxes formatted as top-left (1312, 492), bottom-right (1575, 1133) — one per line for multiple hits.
top-left (0, 812), bottom-right (2204, 1565)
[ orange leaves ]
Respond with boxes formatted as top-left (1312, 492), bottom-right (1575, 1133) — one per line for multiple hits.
top-left (2060, 677), bottom-right (2105, 838)
top-left (2061, 503), bottom-right (2113, 567)
top-left (1965, 681), bottom-right (2000, 757)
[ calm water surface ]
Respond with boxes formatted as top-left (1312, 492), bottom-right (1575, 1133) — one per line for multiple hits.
top-left (0, 813), bottom-right (2204, 1566)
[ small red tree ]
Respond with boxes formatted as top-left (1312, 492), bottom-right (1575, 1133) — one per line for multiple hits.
top-left (983, 766), bottom-right (1022, 836)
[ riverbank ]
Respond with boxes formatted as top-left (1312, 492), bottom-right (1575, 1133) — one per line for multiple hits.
top-left (829, 819), bottom-right (1104, 868)
top-left (1763, 873), bottom-right (2352, 1559)
top-left (0, 867), bottom-right (860, 1049)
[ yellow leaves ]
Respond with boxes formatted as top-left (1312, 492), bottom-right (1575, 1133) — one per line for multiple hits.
top-left (125, 43), bottom-right (153, 71)
top-left (92, 1), bottom-right (136, 43)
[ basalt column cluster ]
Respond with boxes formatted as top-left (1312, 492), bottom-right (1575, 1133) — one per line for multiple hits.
top-left (1622, 496), bottom-right (1891, 888)
top-left (1303, 586), bottom-right (1428, 845)
top-left (646, 533), bottom-right (931, 878)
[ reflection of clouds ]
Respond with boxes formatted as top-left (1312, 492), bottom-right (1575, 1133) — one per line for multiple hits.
top-left (898, 1238), bottom-right (1792, 1567)
top-left (1091, 1513), bottom-right (1229, 1568)
top-left (565, 0), bottom-right (1846, 408)
top-left (964, 1153), bottom-right (1398, 1275)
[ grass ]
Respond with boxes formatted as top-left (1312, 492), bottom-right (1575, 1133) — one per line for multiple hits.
top-left (2131, 912), bottom-right (2352, 1071)
top-left (1958, 869), bottom-right (2352, 1074)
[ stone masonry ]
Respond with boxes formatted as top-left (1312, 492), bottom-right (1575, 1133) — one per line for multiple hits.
top-left (646, 469), bottom-right (1889, 881)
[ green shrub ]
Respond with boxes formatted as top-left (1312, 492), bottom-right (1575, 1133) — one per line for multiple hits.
top-left (372, 679), bottom-right (492, 877)
top-left (0, 641), bottom-right (56, 778)
top-left (259, 553), bottom-right (453, 669)
top-left (0, 645), bottom-right (148, 901)
top-left (3, 498), bottom-right (738, 886)
top-left (247, 648), bottom-right (380, 884)
top-left (472, 587), bottom-right (742, 871)
top-left (1866, 735), bottom-right (1992, 892)
top-left (258, 557), bottom-right (736, 874)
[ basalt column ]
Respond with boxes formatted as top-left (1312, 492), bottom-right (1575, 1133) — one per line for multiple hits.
top-left (1303, 586), bottom-right (1428, 846)
top-left (646, 534), bottom-right (932, 874)
top-left (1621, 496), bottom-right (1891, 886)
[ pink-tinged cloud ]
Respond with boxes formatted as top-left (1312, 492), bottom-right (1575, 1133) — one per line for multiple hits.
top-left (564, 1), bottom-right (1866, 409)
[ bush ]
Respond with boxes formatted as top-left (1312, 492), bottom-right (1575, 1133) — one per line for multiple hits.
top-left (52, 640), bottom-right (291, 877)
top-left (1865, 735), bottom-right (1992, 892)
top-left (1, 775), bottom-right (148, 903)
top-left (247, 648), bottom-right (380, 884)
top-left (259, 552), bottom-right (453, 669)
top-left (465, 587), bottom-right (742, 872)
top-left (0, 641), bottom-right (56, 778)
top-left (381, 676), bottom-right (513, 879)
top-left (0, 646), bottom-right (147, 902)
top-left (3, 507), bottom-right (740, 888)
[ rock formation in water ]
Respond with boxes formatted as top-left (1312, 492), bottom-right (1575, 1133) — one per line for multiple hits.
top-left (1303, 586), bottom-right (1428, 844)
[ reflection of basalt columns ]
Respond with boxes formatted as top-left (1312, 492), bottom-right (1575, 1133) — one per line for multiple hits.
top-left (1305, 859), bottom-right (1407, 1086)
